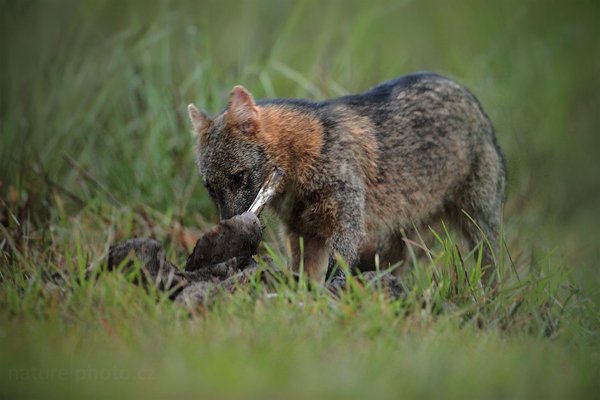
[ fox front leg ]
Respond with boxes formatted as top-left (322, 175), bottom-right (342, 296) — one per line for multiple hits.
top-left (327, 189), bottom-right (367, 281)
top-left (287, 231), bottom-right (330, 283)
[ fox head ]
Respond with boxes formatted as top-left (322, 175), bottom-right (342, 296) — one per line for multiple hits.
top-left (188, 86), bottom-right (272, 220)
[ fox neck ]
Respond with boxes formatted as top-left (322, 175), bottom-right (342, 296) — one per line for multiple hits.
top-left (257, 106), bottom-right (324, 188)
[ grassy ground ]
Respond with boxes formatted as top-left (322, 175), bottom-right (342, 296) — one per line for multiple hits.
top-left (1, 0), bottom-right (599, 398)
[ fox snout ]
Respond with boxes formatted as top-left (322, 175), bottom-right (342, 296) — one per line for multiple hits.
top-left (212, 185), bottom-right (262, 221)
top-left (208, 188), bottom-right (238, 220)
top-left (217, 202), bottom-right (235, 221)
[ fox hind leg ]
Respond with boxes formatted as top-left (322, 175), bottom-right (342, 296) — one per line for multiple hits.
top-left (455, 145), bottom-right (506, 284)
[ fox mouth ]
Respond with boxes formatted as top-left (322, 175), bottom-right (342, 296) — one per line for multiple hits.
top-left (247, 167), bottom-right (284, 215)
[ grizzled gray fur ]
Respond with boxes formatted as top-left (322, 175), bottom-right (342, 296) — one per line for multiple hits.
top-left (188, 72), bottom-right (506, 283)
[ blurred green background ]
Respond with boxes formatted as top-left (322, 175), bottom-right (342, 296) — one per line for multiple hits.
top-left (1, 0), bottom-right (600, 397)
top-left (2, 0), bottom-right (599, 291)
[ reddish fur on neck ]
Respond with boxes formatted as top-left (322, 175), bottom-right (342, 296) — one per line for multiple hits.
top-left (257, 106), bottom-right (324, 186)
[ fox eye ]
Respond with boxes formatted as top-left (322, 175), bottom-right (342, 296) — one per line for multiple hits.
top-left (232, 170), bottom-right (247, 186)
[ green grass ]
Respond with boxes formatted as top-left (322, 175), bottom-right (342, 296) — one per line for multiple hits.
top-left (1, 0), bottom-right (599, 398)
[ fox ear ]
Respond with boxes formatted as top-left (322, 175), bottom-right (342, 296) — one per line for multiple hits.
top-left (187, 104), bottom-right (211, 134)
top-left (227, 85), bottom-right (259, 134)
